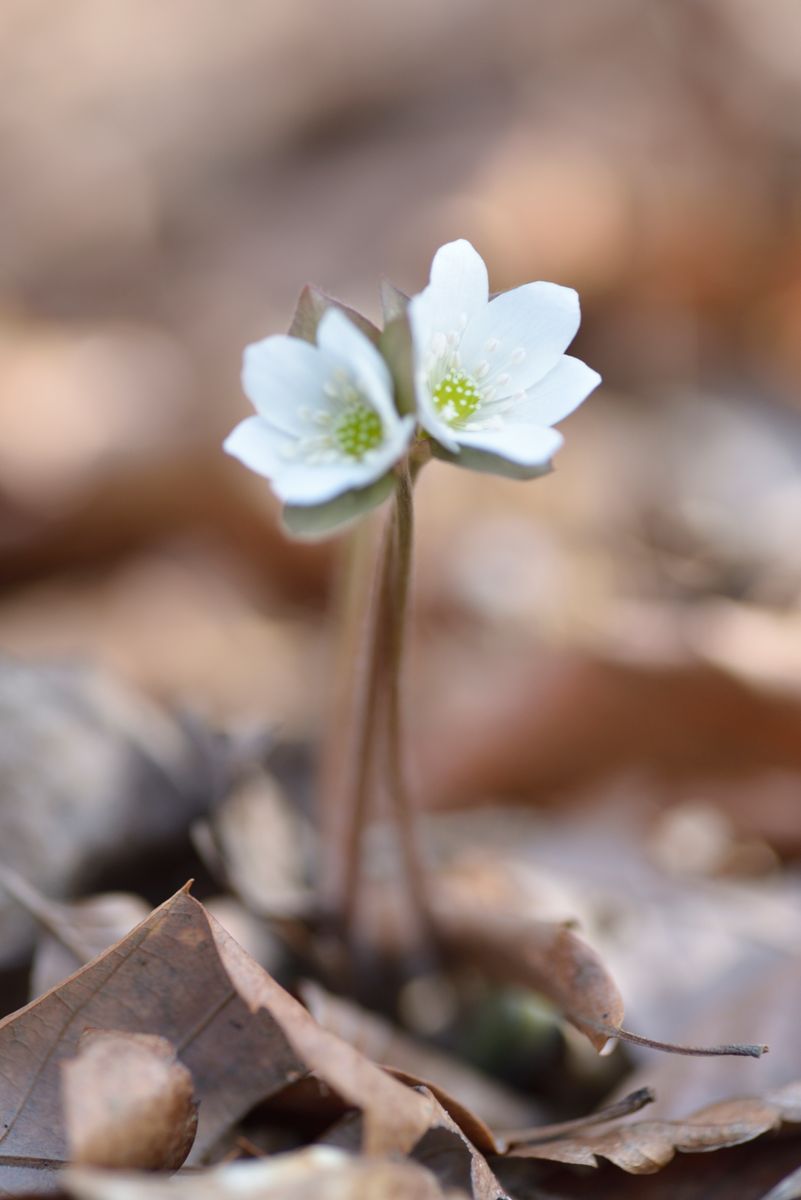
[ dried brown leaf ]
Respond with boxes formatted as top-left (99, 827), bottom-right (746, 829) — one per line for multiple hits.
top-left (205, 913), bottom-right (434, 1154)
top-left (432, 864), bottom-right (623, 1051)
top-left (65, 1148), bottom-right (449, 1200)
top-left (411, 1088), bottom-right (509, 1200)
top-left (324, 1087), bottom-right (507, 1200)
top-left (63, 1032), bottom-right (196, 1170)
top-left (0, 868), bottom-right (151, 999)
top-left (509, 1083), bottom-right (801, 1174)
top-left (386, 1071), bottom-right (499, 1159)
top-left (0, 887), bottom-right (434, 1194)
top-left (32, 894), bottom-right (152, 999)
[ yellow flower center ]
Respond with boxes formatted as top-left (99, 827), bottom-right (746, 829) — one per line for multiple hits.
top-left (433, 369), bottom-right (481, 424)
top-left (334, 401), bottom-right (383, 458)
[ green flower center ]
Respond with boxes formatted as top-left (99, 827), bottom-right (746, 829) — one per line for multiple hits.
top-left (433, 369), bottom-right (482, 424)
top-left (334, 401), bottom-right (383, 459)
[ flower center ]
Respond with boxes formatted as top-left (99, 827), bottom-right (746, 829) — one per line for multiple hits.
top-left (333, 400), bottom-right (383, 459)
top-left (433, 369), bottom-right (482, 425)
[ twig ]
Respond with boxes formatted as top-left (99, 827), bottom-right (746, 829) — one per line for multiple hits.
top-left (499, 1087), bottom-right (656, 1150)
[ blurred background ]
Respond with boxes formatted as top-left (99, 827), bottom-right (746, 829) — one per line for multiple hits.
top-left (3, 0), bottom-right (801, 1116)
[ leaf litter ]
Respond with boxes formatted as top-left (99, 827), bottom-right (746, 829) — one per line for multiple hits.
top-left (0, 882), bottom-right (794, 1198)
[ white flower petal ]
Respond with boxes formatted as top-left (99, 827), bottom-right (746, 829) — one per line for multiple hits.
top-left (409, 239), bottom-right (489, 352)
top-left (429, 239), bottom-right (489, 317)
top-left (242, 336), bottom-right (332, 433)
top-left (224, 414), bottom-right (291, 478)
top-left (227, 414), bottom-right (350, 504)
top-left (454, 422), bottom-right (564, 467)
top-left (272, 462), bottom-right (381, 505)
top-left (316, 308), bottom-right (396, 425)
top-left (225, 415), bottom-right (413, 507)
top-left (459, 282), bottom-right (580, 396)
top-left (511, 355), bottom-right (601, 427)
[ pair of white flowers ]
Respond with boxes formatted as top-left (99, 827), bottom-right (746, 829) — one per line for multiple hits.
top-left (225, 240), bottom-right (600, 536)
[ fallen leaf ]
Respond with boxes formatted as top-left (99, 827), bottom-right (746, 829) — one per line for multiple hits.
top-left (496, 1131), bottom-right (801, 1200)
top-left (206, 911), bottom-right (434, 1155)
top-left (0, 868), bottom-right (151, 1000)
top-left (324, 1086), bottom-right (508, 1200)
top-left (63, 1032), bottom-right (196, 1170)
top-left (0, 886), bottom-right (434, 1194)
top-left (65, 1147), bottom-right (449, 1200)
top-left (32, 894), bottom-right (152, 999)
top-left (508, 1083), bottom-right (801, 1174)
top-left (411, 1088), bottom-right (509, 1200)
top-left (386, 1071), bottom-right (500, 1160)
top-left (431, 862), bottom-right (624, 1052)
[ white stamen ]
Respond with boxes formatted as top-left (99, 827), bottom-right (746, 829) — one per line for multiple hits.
top-left (485, 337), bottom-right (499, 352)
top-left (510, 347), bottom-right (526, 364)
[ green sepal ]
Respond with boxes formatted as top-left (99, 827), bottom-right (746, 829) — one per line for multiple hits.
top-left (288, 285), bottom-right (380, 346)
top-left (379, 313), bottom-right (416, 417)
top-left (281, 472), bottom-right (396, 540)
top-left (380, 279), bottom-right (409, 324)
top-left (430, 440), bottom-right (555, 481)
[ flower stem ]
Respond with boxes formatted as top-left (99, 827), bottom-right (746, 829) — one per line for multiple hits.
top-left (321, 459), bottom-right (430, 949)
top-left (317, 516), bottom-right (379, 920)
top-left (321, 511), bottom-right (393, 935)
top-left (383, 461), bottom-right (432, 937)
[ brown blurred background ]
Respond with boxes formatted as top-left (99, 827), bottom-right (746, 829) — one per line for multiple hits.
top-left (3, 0), bottom-right (801, 839)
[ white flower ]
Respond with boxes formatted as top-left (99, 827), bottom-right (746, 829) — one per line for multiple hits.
top-left (224, 308), bottom-right (414, 510)
top-left (408, 239), bottom-right (600, 475)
